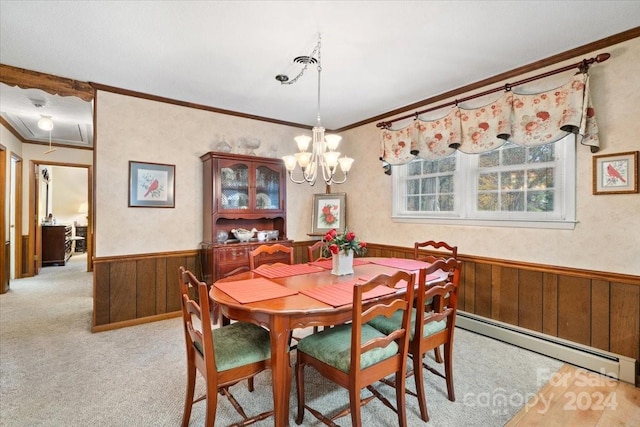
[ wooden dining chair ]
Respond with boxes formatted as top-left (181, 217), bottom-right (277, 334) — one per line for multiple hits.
top-left (307, 239), bottom-right (329, 262)
top-left (414, 240), bottom-right (458, 263)
top-left (248, 243), bottom-right (294, 270)
top-left (295, 271), bottom-right (416, 427)
top-left (413, 241), bottom-right (458, 363)
top-left (179, 267), bottom-right (273, 427)
top-left (368, 258), bottom-right (461, 422)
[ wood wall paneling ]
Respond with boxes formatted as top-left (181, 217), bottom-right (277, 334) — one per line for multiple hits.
top-left (591, 279), bottom-right (610, 351)
top-left (109, 260), bottom-right (137, 323)
top-left (519, 270), bottom-right (543, 332)
top-left (93, 251), bottom-right (198, 329)
top-left (93, 262), bottom-right (110, 326)
top-left (557, 276), bottom-right (591, 346)
top-left (475, 263), bottom-right (493, 318)
top-left (461, 261), bottom-right (476, 312)
top-left (542, 272), bottom-right (558, 336)
top-left (136, 259), bottom-right (157, 318)
top-left (609, 282), bottom-right (640, 361)
top-left (496, 266), bottom-right (519, 325)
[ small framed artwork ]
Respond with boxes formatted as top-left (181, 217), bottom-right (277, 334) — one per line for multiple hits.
top-left (128, 161), bottom-right (175, 207)
top-left (592, 151), bottom-right (638, 195)
top-left (311, 193), bottom-right (347, 234)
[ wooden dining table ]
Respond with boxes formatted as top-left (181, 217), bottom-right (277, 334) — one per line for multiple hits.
top-left (209, 257), bottom-right (445, 427)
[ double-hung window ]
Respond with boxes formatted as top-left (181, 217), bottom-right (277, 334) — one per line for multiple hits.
top-left (392, 135), bottom-right (576, 229)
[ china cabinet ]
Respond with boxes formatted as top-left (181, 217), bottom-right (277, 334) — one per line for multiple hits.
top-left (200, 152), bottom-right (291, 283)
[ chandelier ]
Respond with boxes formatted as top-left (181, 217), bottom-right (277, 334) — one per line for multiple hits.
top-left (279, 34), bottom-right (354, 186)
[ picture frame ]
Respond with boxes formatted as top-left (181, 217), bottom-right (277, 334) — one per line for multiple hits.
top-left (311, 193), bottom-right (347, 234)
top-left (592, 151), bottom-right (638, 195)
top-left (128, 161), bottom-right (175, 207)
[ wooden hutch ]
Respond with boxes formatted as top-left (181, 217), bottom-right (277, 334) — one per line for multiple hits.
top-left (200, 152), bottom-right (292, 283)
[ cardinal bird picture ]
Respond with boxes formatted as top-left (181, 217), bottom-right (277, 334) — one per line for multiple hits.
top-left (144, 178), bottom-right (159, 197)
top-left (138, 171), bottom-right (166, 199)
top-left (606, 163), bottom-right (626, 184)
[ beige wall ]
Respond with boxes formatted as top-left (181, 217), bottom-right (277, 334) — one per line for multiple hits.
top-left (92, 37), bottom-right (639, 276)
top-left (0, 126), bottom-right (22, 239)
top-left (95, 92), bottom-right (320, 256)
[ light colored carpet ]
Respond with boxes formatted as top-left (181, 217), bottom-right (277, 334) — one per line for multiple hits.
top-left (0, 254), bottom-right (563, 426)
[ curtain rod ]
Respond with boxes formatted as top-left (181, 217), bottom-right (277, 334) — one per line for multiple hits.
top-left (376, 53), bottom-right (610, 129)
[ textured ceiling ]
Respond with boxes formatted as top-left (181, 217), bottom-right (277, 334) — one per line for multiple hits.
top-left (1, 1), bottom-right (639, 147)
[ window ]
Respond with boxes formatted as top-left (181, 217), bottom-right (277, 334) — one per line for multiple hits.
top-left (392, 135), bottom-right (576, 229)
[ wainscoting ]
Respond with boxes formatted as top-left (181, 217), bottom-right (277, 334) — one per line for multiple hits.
top-left (92, 242), bottom-right (639, 383)
top-left (92, 250), bottom-right (198, 332)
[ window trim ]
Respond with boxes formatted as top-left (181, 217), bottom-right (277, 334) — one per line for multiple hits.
top-left (391, 135), bottom-right (576, 230)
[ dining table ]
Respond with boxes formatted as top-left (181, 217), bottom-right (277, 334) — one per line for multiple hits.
top-left (209, 256), bottom-right (446, 427)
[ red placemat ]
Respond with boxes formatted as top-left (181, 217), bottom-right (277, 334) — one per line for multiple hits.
top-left (300, 280), bottom-right (396, 307)
top-left (369, 258), bottom-right (433, 271)
top-left (215, 277), bottom-right (298, 303)
top-left (254, 263), bottom-right (325, 279)
top-left (309, 258), bottom-right (371, 270)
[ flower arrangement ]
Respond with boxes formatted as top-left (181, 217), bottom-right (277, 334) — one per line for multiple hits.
top-left (323, 228), bottom-right (367, 256)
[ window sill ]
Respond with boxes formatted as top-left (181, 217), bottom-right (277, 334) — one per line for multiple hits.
top-left (391, 215), bottom-right (577, 230)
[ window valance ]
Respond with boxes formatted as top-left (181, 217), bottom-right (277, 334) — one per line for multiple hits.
top-left (380, 73), bottom-right (599, 165)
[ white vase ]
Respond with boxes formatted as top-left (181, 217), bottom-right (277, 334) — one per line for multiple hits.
top-left (331, 251), bottom-right (354, 276)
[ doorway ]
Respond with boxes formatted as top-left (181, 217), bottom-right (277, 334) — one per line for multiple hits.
top-left (28, 161), bottom-right (92, 276)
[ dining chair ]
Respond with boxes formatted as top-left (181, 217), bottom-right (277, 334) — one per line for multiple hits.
top-left (368, 258), bottom-right (461, 422)
top-left (179, 267), bottom-right (273, 427)
top-left (414, 240), bottom-right (458, 263)
top-left (307, 239), bottom-right (329, 262)
top-left (413, 240), bottom-right (458, 363)
top-left (295, 270), bottom-right (416, 427)
top-left (248, 243), bottom-right (294, 270)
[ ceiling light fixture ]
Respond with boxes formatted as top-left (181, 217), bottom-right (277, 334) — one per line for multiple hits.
top-left (37, 115), bottom-right (54, 131)
top-left (279, 33), bottom-right (354, 186)
top-left (38, 115), bottom-right (56, 154)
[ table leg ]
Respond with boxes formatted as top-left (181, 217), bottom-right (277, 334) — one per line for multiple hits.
top-left (270, 315), bottom-right (291, 427)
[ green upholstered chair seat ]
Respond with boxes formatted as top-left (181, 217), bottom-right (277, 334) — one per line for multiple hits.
top-left (194, 321), bottom-right (271, 372)
top-left (368, 309), bottom-right (446, 341)
top-left (296, 323), bottom-right (399, 373)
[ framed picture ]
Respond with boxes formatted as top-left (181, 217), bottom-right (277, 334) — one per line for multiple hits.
top-left (592, 151), bottom-right (638, 195)
top-left (128, 161), bottom-right (175, 207)
top-left (311, 193), bottom-right (346, 234)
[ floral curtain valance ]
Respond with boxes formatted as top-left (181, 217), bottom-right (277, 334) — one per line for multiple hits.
top-left (380, 73), bottom-right (599, 165)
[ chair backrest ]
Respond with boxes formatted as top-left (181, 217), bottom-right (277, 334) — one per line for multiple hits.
top-left (249, 243), bottom-right (294, 270)
top-left (307, 240), bottom-right (329, 262)
top-left (351, 270), bottom-right (415, 373)
top-left (414, 240), bottom-right (458, 263)
top-left (179, 266), bottom-right (217, 378)
top-left (414, 258), bottom-right (461, 345)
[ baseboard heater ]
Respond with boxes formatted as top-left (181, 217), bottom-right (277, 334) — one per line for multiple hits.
top-left (456, 311), bottom-right (636, 385)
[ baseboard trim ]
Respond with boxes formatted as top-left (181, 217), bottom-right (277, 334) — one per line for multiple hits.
top-left (91, 311), bottom-right (181, 333)
top-left (456, 311), bottom-right (637, 385)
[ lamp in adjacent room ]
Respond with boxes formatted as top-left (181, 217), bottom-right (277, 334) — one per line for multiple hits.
top-left (278, 34), bottom-right (354, 186)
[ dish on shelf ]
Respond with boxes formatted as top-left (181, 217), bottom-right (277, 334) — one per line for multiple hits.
top-left (227, 192), bottom-right (249, 208)
top-left (256, 193), bottom-right (272, 209)
top-left (221, 193), bottom-right (228, 207)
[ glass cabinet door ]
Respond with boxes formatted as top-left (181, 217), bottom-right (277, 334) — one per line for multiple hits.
top-left (254, 164), bottom-right (280, 210)
top-left (220, 161), bottom-right (249, 210)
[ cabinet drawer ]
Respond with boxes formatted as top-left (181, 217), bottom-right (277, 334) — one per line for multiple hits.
top-left (216, 247), bottom-right (250, 263)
